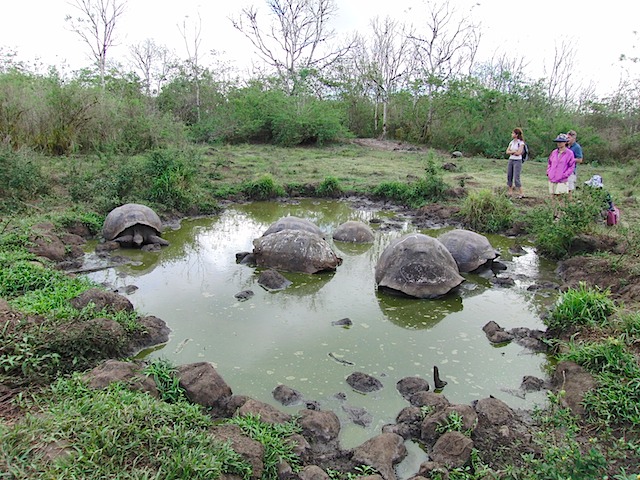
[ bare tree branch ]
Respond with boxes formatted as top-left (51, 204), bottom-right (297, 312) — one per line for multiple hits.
top-left (128, 39), bottom-right (176, 95)
top-left (65, 0), bottom-right (127, 89)
top-left (230, 0), bottom-right (353, 94)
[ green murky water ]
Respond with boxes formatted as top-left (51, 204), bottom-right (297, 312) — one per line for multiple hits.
top-left (86, 199), bottom-right (557, 458)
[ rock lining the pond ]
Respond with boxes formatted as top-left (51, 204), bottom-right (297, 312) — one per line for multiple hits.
top-left (396, 376), bottom-right (430, 400)
top-left (331, 317), bottom-right (352, 327)
top-left (234, 289), bottom-right (254, 301)
top-left (483, 321), bottom-right (514, 344)
top-left (82, 354), bottom-right (595, 478)
top-left (273, 384), bottom-right (304, 406)
top-left (346, 372), bottom-right (383, 393)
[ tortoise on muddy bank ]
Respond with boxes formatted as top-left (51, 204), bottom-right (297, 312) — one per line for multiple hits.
top-left (102, 203), bottom-right (169, 249)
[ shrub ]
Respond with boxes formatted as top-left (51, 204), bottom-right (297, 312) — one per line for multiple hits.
top-left (316, 176), bottom-right (343, 197)
top-left (0, 147), bottom-right (48, 209)
top-left (405, 175), bottom-right (449, 207)
top-left (372, 181), bottom-right (410, 202)
top-left (544, 282), bottom-right (615, 332)
top-left (225, 414), bottom-right (302, 479)
top-left (525, 188), bottom-right (608, 259)
top-left (242, 174), bottom-right (286, 200)
top-left (459, 189), bottom-right (514, 233)
top-left (143, 148), bottom-right (198, 211)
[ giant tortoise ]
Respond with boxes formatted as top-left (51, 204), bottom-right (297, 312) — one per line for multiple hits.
top-left (253, 229), bottom-right (341, 274)
top-left (375, 233), bottom-right (463, 299)
top-left (437, 229), bottom-right (498, 273)
top-left (332, 220), bottom-right (375, 243)
top-left (103, 203), bottom-right (169, 248)
top-left (262, 216), bottom-right (325, 238)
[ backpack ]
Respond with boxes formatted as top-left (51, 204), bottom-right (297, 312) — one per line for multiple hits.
top-left (607, 206), bottom-right (620, 226)
top-left (521, 142), bottom-right (529, 162)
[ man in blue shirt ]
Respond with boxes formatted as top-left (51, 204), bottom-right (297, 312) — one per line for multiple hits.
top-left (567, 130), bottom-right (583, 198)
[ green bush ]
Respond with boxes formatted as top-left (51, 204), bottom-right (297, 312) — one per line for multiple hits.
top-left (242, 174), bottom-right (286, 200)
top-left (372, 181), bottom-right (410, 202)
top-left (316, 176), bottom-right (343, 197)
top-left (544, 282), bottom-right (615, 332)
top-left (143, 148), bottom-right (198, 211)
top-left (0, 147), bottom-right (48, 209)
top-left (371, 159), bottom-right (449, 208)
top-left (525, 188), bottom-right (608, 259)
top-left (459, 189), bottom-right (514, 233)
top-left (225, 414), bottom-right (302, 479)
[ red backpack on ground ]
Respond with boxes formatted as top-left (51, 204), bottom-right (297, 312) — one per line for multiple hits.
top-left (607, 206), bottom-right (620, 226)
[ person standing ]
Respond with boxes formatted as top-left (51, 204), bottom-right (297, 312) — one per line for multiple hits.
top-left (505, 128), bottom-right (525, 198)
top-left (547, 133), bottom-right (576, 203)
top-left (566, 129), bottom-right (583, 197)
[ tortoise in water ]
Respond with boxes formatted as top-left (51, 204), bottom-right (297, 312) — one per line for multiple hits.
top-left (437, 229), bottom-right (498, 273)
top-left (332, 220), bottom-right (375, 243)
top-left (102, 203), bottom-right (169, 248)
top-left (262, 216), bottom-right (325, 238)
top-left (375, 233), bottom-right (463, 299)
top-left (253, 229), bottom-right (341, 274)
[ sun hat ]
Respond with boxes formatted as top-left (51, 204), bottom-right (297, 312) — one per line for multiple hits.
top-left (553, 133), bottom-right (569, 142)
top-left (584, 175), bottom-right (603, 188)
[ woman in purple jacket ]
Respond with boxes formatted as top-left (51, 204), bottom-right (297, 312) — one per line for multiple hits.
top-left (547, 133), bottom-right (576, 197)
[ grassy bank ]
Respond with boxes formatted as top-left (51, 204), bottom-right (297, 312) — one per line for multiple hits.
top-left (1, 141), bottom-right (640, 479)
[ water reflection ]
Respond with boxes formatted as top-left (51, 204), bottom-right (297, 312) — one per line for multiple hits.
top-left (376, 291), bottom-right (464, 329)
top-left (333, 241), bottom-right (373, 257)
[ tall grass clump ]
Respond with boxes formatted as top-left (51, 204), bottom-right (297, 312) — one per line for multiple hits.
top-left (372, 159), bottom-right (449, 208)
top-left (316, 176), bottom-right (343, 197)
top-left (372, 181), bottom-right (410, 203)
top-left (544, 282), bottom-right (615, 333)
top-left (242, 174), bottom-right (286, 200)
top-left (143, 147), bottom-right (198, 211)
top-left (459, 189), bottom-right (514, 233)
top-left (144, 358), bottom-right (187, 403)
top-left (226, 413), bottom-right (302, 479)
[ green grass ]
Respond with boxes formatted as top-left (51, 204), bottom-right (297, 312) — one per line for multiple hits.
top-left (544, 282), bottom-right (615, 332)
top-left (0, 375), bottom-right (252, 479)
top-left (224, 413), bottom-right (302, 479)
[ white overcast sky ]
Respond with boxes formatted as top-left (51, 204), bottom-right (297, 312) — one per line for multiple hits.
top-left (1, 0), bottom-right (638, 96)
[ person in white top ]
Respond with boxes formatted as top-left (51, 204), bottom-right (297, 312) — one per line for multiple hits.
top-left (505, 127), bottom-right (525, 198)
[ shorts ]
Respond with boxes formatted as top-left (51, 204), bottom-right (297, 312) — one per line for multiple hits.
top-left (567, 173), bottom-right (577, 191)
top-left (549, 181), bottom-right (569, 195)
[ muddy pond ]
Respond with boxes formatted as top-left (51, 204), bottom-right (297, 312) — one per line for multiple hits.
top-left (86, 199), bottom-right (558, 454)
